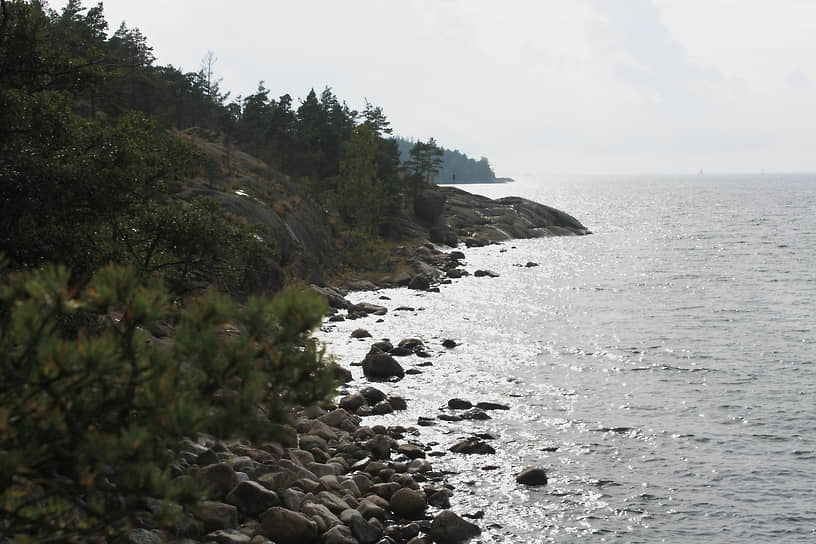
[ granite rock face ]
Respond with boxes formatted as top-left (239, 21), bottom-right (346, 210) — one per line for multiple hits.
top-left (439, 185), bottom-right (590, 243)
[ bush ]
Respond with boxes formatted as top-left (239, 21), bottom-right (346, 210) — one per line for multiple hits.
top-left (0, 262), bottom-right (337, 541)
top-left (342, 229), bottom-right (390, 271)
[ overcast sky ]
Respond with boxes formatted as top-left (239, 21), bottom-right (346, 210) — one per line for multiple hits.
top-left (79, 0), bottom-right (816, 176)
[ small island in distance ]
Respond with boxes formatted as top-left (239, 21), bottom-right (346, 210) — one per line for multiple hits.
top-left (396, 136), bottom-right (510, 184)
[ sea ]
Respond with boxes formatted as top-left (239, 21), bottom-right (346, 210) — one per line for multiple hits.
top-left (316, 173), bottom-right (816, 543)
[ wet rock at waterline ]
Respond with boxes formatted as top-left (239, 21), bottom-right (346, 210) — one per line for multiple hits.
top-left (447, 398), bottom-right (473, 410)
top-left (449, 439), bottom-right (496, 455)
top-left (389, 487), bottom-right (428, 519)
top-left (516, 467), bottom-right (549, 486)
top-left (362, 351), bottom-right (405, 380)
top-left (475, 401), bottom-right (510, 411)
top-left (431, 510), bottom-right (482, 543)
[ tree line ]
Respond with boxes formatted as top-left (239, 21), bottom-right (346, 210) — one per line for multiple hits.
top-left (0, 0), bottom-right (460, 283)
top-left (0, 1), bottom-right (484, 539)
top-left (397, 137), bottom-right (496, 184)
top-left (0, 1), bottom-right (396, 538)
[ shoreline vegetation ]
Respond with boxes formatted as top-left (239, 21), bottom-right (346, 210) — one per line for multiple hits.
top-left (0, 1), bottom-right (589, 542)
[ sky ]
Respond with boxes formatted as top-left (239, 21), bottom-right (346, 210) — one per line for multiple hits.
top-left (66, 0), bottom-right (816, 176)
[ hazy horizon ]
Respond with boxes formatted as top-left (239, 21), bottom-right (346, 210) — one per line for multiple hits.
top-left (61, 0), bottom-right (816, 177)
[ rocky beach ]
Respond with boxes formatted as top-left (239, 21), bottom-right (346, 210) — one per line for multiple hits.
top-left (112, 191), bottom-right (589, 544)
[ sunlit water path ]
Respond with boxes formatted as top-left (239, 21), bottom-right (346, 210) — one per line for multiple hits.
top-left (317, 174), bottom-right (816, 543)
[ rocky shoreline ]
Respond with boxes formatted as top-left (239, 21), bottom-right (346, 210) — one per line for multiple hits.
top-left (115, 193), bottom-right (586, 544)
top-left (146, 398), bottom-right (487, 544)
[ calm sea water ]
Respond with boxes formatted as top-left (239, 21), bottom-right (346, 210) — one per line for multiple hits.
top-left (318, 174), bottom-right (816, 543)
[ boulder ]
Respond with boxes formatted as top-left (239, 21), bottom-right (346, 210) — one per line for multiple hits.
top-left (307, 461), bottom-right (341, 478)
top-left (407, 459), bottom-right (432, 474)
top-left (474, 269), bottom-right (499, 278)
top-left (114, 529), bottom-right (162, 544)
top-left (398, 338), bottom-right (425, 352)
top-left (371, 340), bottom-right (394, 352)
top-left (447, 398), bottom-right (472, 410)
top-left (449, 439), bottom-right (495, 455)
top-left (371, 482), bottom-right (401, 500)
top-left (195, 501), bottom-right (238, 533)
top-left (309, 285), bottom-right (351, 310)
top-left (371, 400), bottom-right (395, 415)
top-left (340, 508), bottom-right (382, 544)
top-left (389, 488), bottom-right (427, 519)
top-left (362, 352), bottom-right (404, 380)
top-left (442, 339), bottom-right (458, 348)
top-left (351, 328), bottom-right (372, 338)
top-left (322, 524), bottom-right (356, 544)
top-left (357, 498), bottom-right (388, 522)
top-left (475, 401), bottom-right (510, 411)
top-left (301, 502), bottom-right (342, 533)
top-left (425, 486), bottom-right (452, 509)
top-left (278, 487), bottom-right (306, 511)
top-left (339, 392), bottom-right (367, 412)
top-left (259, 507), bottom-right (319, 544)
top-left (319, 407), bottom-right (357, 428)
top-left (196, 448), bottom-right (219, 467)
top-left (197, 463), bottom-right (238, 500)
top-left (397, 443), bottom-right (426, 459)
top-left (334, 365), bottom-right (353, 383)
top-left (299, 434), bottom-right (329, 453)
top-left (464, 238), bottom-right (488, 248)
top-left (353, 302), bottom-right (388, 315)
top-left (408, 274), bottom-right (431, 291)
top-left (224, 481), bottom-right (279, 516)
top-left (365, 434), bottom-right (395, 459)
top-left (430, 510), bottom-right (481, 544)
top-left (388, 395), bottom-right (408, 410)
top-left (516, 466), bottom-right (548, 486)
top-left (360, 386), bottom-right (387, 405)
top-left (460, 408), bottom-right (491, 420)
top-left (204, 529), bottom-right (250, 544)
top-left (316, 490), bottom-right (351, 515)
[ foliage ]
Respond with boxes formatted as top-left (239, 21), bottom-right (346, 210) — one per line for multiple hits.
top-left (333, 124), bottom-right (400, 235)
top-left (340, 229), bottom-right (391, 270)
top-left (111, 196), bottom-right (279, 295)
top-left (0, 261), bottom-right (337, 541)
top-left (400, 137), bottom-right (444, 204)
top-left (397, 136), bottom-right (496, 183)
top-left (0, 1), bottom-right (275, 293)
top-left (0, 0), bottom-right (501, 285)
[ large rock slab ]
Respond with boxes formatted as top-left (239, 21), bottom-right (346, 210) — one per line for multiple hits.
top-left (438, 186), bottom-right (590, 241)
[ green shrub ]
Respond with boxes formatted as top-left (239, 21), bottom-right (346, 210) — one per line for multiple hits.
top-left (342, 229), bottom-right (390, 271)
top-left (0, 261), bottom-right (337, 541)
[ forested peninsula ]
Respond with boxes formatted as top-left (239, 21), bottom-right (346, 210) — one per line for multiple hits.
top-left (0, 2), bottom-right (587, 542)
